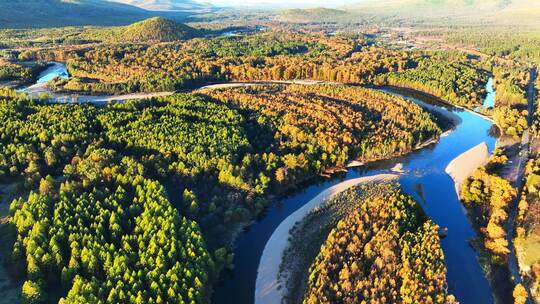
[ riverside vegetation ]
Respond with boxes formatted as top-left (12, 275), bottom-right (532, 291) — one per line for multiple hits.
top-left (303, 184), bottom-right (456, 304)
top-left (515, 156), bottom-right (540, 303)
top-left (1, 28), bottom-right (487, 104)
top-left (460, 149), bottom-right (517, 262)
top-left (3, 26), bottom-right (530, 136)
top-left (515, 77), bottom-right (540, 303)
top-left (1, 23), bottom-right (528, 115)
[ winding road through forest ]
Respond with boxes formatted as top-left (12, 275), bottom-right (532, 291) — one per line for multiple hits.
top-left (507, 67), bottom-right (537, 291)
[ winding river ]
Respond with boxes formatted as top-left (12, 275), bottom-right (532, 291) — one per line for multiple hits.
top-left (21, 63), bottom-right (497, 304)
top-left (214, 86), bottom-right (498, 303)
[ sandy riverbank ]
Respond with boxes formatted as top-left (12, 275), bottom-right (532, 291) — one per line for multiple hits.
top-left (445, 142), bottom-right (490, 196)
top-left (254, 174), bottom-right (398, 304)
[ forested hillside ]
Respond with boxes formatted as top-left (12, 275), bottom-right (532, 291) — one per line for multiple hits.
top-left (0, 0), bottom-right (158, 28)
top-left (129, 17), bottom-right (199, 40)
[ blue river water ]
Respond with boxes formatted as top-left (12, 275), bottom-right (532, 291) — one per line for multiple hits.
top-left (213, 93), bottom-right (497, 304)
top-left (35, 62), bottom-right (69, 84)
top-left (484, 77), bottom-right (495, 108)
top-left (17, 62), bottom-right (69, 94)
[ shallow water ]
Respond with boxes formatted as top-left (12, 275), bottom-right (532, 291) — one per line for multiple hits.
top-left (213, 95), bottom-right (496, 304)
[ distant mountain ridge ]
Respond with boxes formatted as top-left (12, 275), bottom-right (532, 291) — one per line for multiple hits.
top-left (110, 0), bottom-right (212, 11)
top-left (0, 0), bottom-right (155, 28)
top-left (277, 0), bottom-right (540, 25)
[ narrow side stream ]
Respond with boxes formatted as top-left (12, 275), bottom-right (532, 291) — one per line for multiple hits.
top-left (483, 77), bottom-right (495, 108)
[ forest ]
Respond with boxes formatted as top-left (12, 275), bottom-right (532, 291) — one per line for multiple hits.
top-left (459, 145), bottom-right (522, 304)
top-left (491, 66), bottom-right (529, 107)
top-left (461, 149), bottom-right (517, 263)
top-left (436, 29), bottom-right (540, 66)
top-left (493, 106), bottom-right (528, 139)
top-left (532, 77), bottom-right (540, 138)
top-left (3, 27), bottom-right (529, 123)
top-left (10, 149), bottom-right (214, 303)
top-left (204, 84), bottom-right (441, 170)
top-left (0, 83), bottom-right (441, 302)
top-left (303, 183), bottom-right (455, 304)
top-left (4, 29), bottom-right (492, 112)
top-left (0, 61), bottom-right (45, 84)
top-left (376, 58), bottom-right (488, 108)
top-left (11, 28), bottom-right (525, 120)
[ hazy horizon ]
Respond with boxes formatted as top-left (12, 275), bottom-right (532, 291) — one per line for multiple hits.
top-left (198, 0), bottom-right (360, 8)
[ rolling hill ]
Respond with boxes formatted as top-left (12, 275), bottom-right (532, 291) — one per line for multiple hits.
top-left (278, 8), bottom-right (350, 23)
top-left (0, 0), bottom-right (155, 28)
top-left (275, 0), bottom-right (540, 26)
top-left (75, 17), bottom-right (202, 42)
top-left (120, 17), bottom-right (201, 41)
top-left (350, 0), bottom-right (540, 22)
